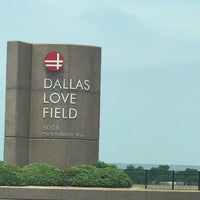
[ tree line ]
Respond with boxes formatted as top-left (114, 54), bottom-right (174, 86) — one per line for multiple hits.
top-left (124, 165), bottom-right (199, 185)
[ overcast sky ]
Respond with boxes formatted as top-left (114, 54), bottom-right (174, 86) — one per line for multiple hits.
top-left (1, 0), bottom-right (200, 166)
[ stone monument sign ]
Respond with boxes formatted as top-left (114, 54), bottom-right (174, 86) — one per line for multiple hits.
top-left (4, 41), bottom-right (101, 168)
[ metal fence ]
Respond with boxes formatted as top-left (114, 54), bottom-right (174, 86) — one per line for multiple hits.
top-left (125, 169), bottom-right (200, 190)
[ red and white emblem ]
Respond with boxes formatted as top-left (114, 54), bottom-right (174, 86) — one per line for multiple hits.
top-left (44, 52), bottom-right (64, 71)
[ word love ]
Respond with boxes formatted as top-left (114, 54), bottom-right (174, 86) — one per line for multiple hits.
top-left (43, 92), bottom-right (76, 104)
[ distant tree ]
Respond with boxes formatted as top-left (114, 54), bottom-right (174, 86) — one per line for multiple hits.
top-left (125, 165), bottom-right (145, 184)
top-left (184, 168), bottom-right (198, 185)
top-left (175, 171), bottom-right (185, 183)
top-left (149, 165), bottom-right (171, 184)
top-left (157, 165), bottom-right (170, 171)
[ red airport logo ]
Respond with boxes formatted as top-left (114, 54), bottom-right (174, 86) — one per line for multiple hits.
top-left (44, 52), bottom-right (64, 71)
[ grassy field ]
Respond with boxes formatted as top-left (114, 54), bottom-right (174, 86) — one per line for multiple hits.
top-left (132, 184), bottom-right (198, 191)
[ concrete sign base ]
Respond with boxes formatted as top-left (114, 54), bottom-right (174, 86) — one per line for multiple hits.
top-left (4, 41), bottom-right (101, 168)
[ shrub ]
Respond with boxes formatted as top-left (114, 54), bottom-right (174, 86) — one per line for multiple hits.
top-left (63, 162), bottom-right (132, 188)
top-left (0, 162), bottom-right (23, 186)
top-left (0, 161), bottom-right (132, 188)
top-left (22, 163), bottom-right (64, 186)
top-left (95, 161), bottom-right (117, 169)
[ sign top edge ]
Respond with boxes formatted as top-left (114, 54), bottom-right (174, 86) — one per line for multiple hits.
top-left (7, 41), bottom-right (101, 49)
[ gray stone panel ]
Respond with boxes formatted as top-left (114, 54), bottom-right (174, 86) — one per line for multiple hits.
top-left (29, 139), bottom-right (98, 168)
top-left (4, 137), bottom-right (29, 166)
top-left (6, 41), bottom-right (32, 89)
top-left (5, 89), bottom-right (31, 137)
top-left (5, 41), bottom-right (32, 138)
top-left (69, 45), bottom-right (101, 93)
top-left (4, 89), bottom-right (17, 137)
